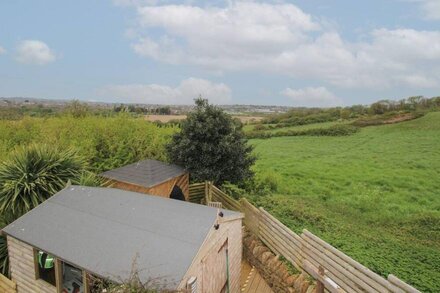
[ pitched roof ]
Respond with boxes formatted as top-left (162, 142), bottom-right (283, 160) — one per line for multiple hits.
top-left (100, 160), bottom-right (186, 188)
top-left (2, 186), bottom-right (239, 289)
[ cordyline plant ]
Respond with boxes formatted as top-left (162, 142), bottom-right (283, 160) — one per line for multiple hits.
top-left (0, 144), bottom-right (92, 277)
top-left (0, 144), bottom-right (87, 217)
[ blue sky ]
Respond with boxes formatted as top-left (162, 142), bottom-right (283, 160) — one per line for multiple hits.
top-left (0, 0), bottom-right (439, 106)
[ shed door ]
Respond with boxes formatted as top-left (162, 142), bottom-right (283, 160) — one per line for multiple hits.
top-left (202, 238), bottom-right (229, 293)
top-left (170, 185), bottom-right (186, 201)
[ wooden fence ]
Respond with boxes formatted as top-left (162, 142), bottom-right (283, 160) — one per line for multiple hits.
top-left (0, 273), bottom-right (16, 293)
top-left (189, 182), bottom-right (420, 293)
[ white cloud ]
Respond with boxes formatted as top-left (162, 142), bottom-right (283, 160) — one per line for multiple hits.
top-left (281, 87), bottom-right (342, 107)
top-left (16, 40), bottom-right (56, 65)
top-left (415, 0), bottom-right (440, 20)
top-left (124, 1), bottom-right (440, 90)
top-left (97, 77), bottom-right (232, 104)
top-left (0, 46), bottom-right (6, 55)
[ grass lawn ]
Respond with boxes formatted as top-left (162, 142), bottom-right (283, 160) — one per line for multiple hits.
top-left (249, 112), bottom-right (440, 292)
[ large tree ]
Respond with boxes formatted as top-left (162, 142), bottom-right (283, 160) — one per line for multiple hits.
top-left (167, 98), bottom-right (255, 184)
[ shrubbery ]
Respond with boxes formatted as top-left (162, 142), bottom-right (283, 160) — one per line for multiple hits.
top-left (167, 98), bottom-right (255, 185)
top-left (246, 124), bottom-right (359, 139)
top-left (0, 114), bottom-right (176, 172)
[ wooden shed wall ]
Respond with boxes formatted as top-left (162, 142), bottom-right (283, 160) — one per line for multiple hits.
top-left (7, 236), bottom-right (56, 293)
top-left (179, 217), bottom-right (242, 293)
top-left (107, 173), bottom-right (190, 200)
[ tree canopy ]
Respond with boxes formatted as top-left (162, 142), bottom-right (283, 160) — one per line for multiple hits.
top-left (167, 98), bottom-right (255, 185)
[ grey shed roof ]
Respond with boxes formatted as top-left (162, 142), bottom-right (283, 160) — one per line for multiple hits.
top-left (100, 159), bottom-right (186, 188)
top-left (2, 186), bottom-right (239, 289)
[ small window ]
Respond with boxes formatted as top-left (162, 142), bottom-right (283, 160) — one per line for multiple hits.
top-left (35, 250), bottom-right (56, 286)
top-left (62, 261), bottom-right (84, 293)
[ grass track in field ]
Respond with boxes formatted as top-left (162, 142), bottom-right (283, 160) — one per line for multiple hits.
top-left (249, 112), bottom-right (440, 292)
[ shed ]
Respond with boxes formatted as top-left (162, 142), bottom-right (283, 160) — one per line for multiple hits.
top-left (2, 186), bottom-right (243, 293)
top-left (100, 160), bottom-right (189, 201)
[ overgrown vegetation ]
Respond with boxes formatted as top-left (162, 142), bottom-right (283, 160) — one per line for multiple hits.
top-left (167, 98), bottom-right (255, 184)
top-left (247, 112), bottom-right (440, 292)
top-left (0, 96), bottom-right (439, 291)
top-left (0, 114), bottom-right (176, 171)
top-left (245, 96), bottom-right (440, 139)
top-left (0, 145), bottom-right (87, 216)
top-left (246, 124), bottom-right (359, 139)
top-left (0, 113), bottom-right (176, 278)
top-left (0, 145), bottom-right (92, 277)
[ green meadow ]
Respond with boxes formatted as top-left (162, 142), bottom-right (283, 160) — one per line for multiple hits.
top-left (249, 112), bottom-right (440, 292)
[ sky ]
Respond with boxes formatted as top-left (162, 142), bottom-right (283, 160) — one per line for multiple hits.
top-left (0, 0), bottom-right (439, 107)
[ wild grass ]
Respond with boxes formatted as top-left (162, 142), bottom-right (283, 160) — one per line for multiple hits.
top-left (249, 112), bottom-right (440, 292)
top-left (0, 114), bottom-right (177, 172)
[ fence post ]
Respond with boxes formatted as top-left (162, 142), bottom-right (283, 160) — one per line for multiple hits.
top-left (204, 181), bottom-right (213, 203)
top-left (316, 266), bottom-right (325, 293)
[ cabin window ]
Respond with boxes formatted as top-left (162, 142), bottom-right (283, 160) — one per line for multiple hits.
top-left (35, 250), bottom-right (56, 286)
top-left (61, 261), bottom-right (85, 293)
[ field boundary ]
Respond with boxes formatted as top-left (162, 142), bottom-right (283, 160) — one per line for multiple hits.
top-left (189, 182), bottom-right (420, 293)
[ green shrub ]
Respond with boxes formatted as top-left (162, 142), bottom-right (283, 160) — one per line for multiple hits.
top-left (246, 124), bottom-right (359, 139)
top-left (0, 144), bottom-right (87, 216)
top-left (167, 98), bottom-right (255, 185)
top-left (0, 114), bottom-right (176, 171)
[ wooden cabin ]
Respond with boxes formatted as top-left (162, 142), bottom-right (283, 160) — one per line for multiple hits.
top-left (100, 159), bottom-right (189, 201)
top-left (1, 186), bottom-right (243, 293)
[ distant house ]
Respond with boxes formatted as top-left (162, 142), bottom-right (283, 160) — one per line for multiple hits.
top-left (100, 159), bottom-right (189, 201)
top-left (2, 186), bottom-right (243, 293)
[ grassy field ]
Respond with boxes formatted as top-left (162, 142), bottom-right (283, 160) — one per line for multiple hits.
top-left (249, 112), bottom-right (440, 292)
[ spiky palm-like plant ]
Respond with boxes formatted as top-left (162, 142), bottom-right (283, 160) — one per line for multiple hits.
top-left (0, 145), bottom-right (87, 217)
top-left (0, 145), bottom-right (88, 277)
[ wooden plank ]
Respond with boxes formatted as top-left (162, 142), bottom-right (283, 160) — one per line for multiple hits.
top-left (212, 192), bottom-right (241, 211)
top-left (55, 259), bottom-right (62, 293)
top-left (302, 230), bottom-right (404, 293)
top-left (0, 274), bottom-right (16, 290)
top-left (259, 208), bottom-right (303, 243)
top-left (301, 234), bottom-right (379, 293)
top-left (388, 275), bottom-right (421, 293)
top-left (259, 212), bottom-right (302, 250)
top-left (258, 222), bottom-right (302, 262)
top-left (258, 227), bottom-right (302, 271)
top-left (303, 260), bottom-right (344, 293)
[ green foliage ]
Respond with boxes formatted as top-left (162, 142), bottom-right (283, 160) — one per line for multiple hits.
top-left (64, 99), bottom-right (90, 118)
top-left (262, 95), bottom-right (440, 126)
top-left (0, 145), bottom-right (89, 277)
top-left (0, 145), bottom-right (87, 217)
top-left (167, 98), bottom-right (255, 184)
top-left (246, 124), bottom-right (359, 139)
top-left (0, 115), bottom-right (176, 172)
top-left (249, 112), bottom-right (440, 292)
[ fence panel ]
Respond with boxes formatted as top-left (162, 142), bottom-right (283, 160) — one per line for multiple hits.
top-left (210, 185), bottom-right (241, 211)
top-left (188, 183), bottom-right (205, 203)
top-left (188, 182), bottom-right (420, 293)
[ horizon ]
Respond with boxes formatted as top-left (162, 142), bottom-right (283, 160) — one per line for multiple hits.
top-left (1, 1), bottom-right (440, 107)
top-left (2, 94), bottom-right (437, 109)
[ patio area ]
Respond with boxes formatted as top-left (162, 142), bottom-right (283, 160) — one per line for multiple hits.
top-left (241, 260), bottom-right (273, 293)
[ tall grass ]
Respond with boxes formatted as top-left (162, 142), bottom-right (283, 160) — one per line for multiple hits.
top-left (249, 112), bottom-right (440, 292)
top-left (0, 114), bottom-right (177, 172)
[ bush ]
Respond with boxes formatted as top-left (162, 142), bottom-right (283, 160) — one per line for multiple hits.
top-left (167, 98), bottom-right (255, 185)
top-left (0, 145), bottom-right (89, 277)
top-left (0, 145), bottom-right (87, 217)
top-left (0, 114), bottom-right (176, 171)
top-left (246, 124), bottom-right (359, 139)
